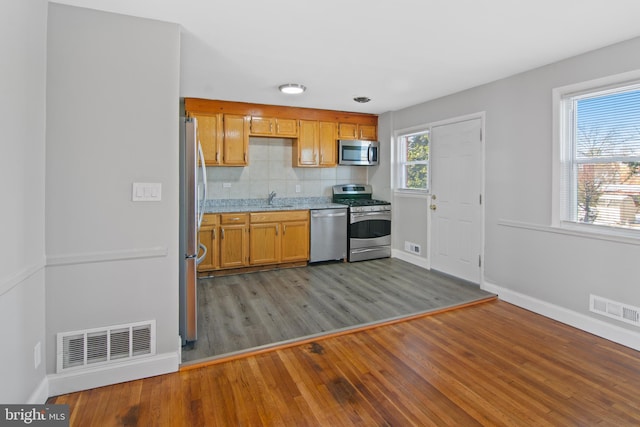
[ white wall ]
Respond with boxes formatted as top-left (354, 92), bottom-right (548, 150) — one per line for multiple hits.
top-left (0, 0), bottom-right (48, 404)
top-left (387, 36), bottom-right (640, 347)
top-left (369, 112), bottom-right (392, 202)
top-left (45, 4), bottom-right (181, 394)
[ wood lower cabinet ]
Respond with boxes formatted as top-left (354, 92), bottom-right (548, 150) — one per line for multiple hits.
top-left (198, 210), bottom-right (308, 275)
top-left (198, 214), bottom-right (219, 271)
top-left (249, 222), bottom-right (280, 265)
top-left (279, 220), bottom-right (309, 262)
top-left (199, 213), bottom-right (248, 273)
top-left (249, 210), bottom-right (309, 266)
top-left (219, 214), bottom-right (249, 268)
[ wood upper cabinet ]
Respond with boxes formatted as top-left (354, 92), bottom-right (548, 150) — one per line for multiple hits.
top-left (250, 117), bottom-right (298, 137)
top-left (190, 113), bottom-right (249, 166)
top-left (185, 99), bottom-right (377, 167)
top-left (219, 214), bottom-right (249, 269)
top-left (295, 119), bottom-right (319, 166)
top-left (222, 115), bottom-right (250, 166)
top-left (294, 120), bottom-right (337, 167)
top-left (249, 210), bottom-right (309, 265)
top-left (318, 121), bottom-right (337, 166)
top-left (338, 122), bottom-right (377, 141)
top-left (191, 113), bottom-right (223, 166)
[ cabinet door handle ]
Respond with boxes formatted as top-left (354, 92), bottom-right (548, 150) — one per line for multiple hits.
top-left (221, 229), bottom-right (225, 239)
top-left (244, 153), bottom-right (247, 162)
top-left (212, 229), bottom-right (216, 240)
top-left (216, 152), bottom-right (219, 162)
top-left (283, 224), bottom-right (286, 235)
top-left (275, 225), bottom-right (279, 236)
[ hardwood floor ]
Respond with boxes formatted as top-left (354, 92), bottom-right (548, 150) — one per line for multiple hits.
top-left (49, 300), bottom-right (640, 426)
top-left (182, 258), bottom-right (494, 363)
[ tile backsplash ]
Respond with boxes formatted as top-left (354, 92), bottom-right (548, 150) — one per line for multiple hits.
top-left (204, 137), bottom-right (368, 200)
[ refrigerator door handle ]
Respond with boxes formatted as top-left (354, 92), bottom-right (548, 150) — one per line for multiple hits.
top-left (197, 141), bottom-right (207, 228)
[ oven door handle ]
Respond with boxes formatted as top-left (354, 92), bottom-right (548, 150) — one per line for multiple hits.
top-left (351, 211), bottom-right (391, 218)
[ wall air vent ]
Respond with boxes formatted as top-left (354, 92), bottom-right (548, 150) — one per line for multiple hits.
top-left (56, 320), bottom-right (155, 373)
top-left (590, 295), bottom-right (640, 327)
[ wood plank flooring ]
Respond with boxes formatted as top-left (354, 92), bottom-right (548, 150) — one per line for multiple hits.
top-left (182, 258), bottom-right (494, 363)
top-left (48, 300), bottom-right (640, 426)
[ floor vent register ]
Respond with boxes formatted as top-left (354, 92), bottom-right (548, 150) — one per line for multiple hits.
top-left (56, 320), bottom-right (156, 373)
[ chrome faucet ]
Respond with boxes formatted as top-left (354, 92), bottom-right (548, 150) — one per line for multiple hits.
top-left (268, 191), bottom-right (276, 205)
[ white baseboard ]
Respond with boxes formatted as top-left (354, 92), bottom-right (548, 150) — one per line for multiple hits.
top-left (47, 351), bottom-right (179, 397)
top-left (391, 249), bottom-right (429, 269)
top-left (482, 281), bottom-right (640, 352)
top-left (27, 376), bottom-right (50, 404)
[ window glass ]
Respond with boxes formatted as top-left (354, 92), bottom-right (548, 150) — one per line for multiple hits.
top-left (397, 130), bottom-right (430, 191)
top-left (561, 85), bottom-right (640, 233)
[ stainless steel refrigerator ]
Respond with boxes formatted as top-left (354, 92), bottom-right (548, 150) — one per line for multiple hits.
top-left (179, 117), bottom-right (207, 345)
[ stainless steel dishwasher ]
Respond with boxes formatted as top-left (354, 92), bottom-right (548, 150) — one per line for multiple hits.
top-left (310, 208), bottom-right (348, 262)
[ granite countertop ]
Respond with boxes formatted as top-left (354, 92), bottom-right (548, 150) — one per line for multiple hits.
top-left (203, 197), bottom-right (347, 214)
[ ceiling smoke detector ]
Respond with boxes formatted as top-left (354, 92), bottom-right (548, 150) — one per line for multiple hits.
top-left (353, 96), bottom-right (371, 103)
top-left (278, 84), bottom-right (306, 94)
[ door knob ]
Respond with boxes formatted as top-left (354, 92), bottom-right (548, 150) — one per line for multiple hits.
top-left (430, 204), bottom-right (437, 211)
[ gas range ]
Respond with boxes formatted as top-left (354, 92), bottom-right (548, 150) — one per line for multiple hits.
top-left (332, 184), bottom-right (392, 262)
top-left (332, 184), bottom-right (391, 212)
top-left (333, 198), bottom-right (391, 213)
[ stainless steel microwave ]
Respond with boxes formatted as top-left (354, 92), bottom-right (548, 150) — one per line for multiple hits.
top-left (338, 140), bottom-right (379, 166)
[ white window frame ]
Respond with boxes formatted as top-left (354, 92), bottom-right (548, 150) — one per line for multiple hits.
top-left (395, 127), bottom-right (430, 193)
top-left (552, 70), bottom-right (640, 241)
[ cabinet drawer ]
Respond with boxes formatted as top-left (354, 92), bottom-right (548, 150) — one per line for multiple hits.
top-left (220, 213), bottom-right (248, 225)
top-left (250, 210), bottom-right (309, 223)
top-left (201, 214), bottom-right (218, 225)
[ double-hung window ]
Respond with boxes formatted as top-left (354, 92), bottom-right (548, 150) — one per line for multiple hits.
top-left (558, 80), bottom-right (640, 235)
top-left (397, 129), bottom-right (430, 192)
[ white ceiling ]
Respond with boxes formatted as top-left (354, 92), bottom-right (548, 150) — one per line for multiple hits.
top-left (52, 0), bottom-right (640, 115)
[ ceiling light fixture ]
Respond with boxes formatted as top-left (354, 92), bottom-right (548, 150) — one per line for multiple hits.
top-left (353, 96), bottom-right (371, 103)
top-left (278, 83), bottom-right (306, 94)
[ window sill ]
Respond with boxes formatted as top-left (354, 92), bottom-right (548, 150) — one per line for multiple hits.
top-left (393, 189), bottom-right (429, 199)
top-left (498, 219), bottom-right (640, 247)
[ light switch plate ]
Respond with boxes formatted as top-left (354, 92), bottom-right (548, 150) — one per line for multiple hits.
top-left (132, 182), bottom-right (162, 201)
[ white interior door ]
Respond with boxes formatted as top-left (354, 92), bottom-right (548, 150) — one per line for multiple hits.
top-left (429, 118), bottom-right (482, 283)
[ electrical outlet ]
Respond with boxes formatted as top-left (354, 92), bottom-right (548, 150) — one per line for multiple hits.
top-left (34, 341), bottom-right (41, 369)
top-left (223, 182), bottom-right (232, 188)
top-left (295, 184), bottom-right (301, 193)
